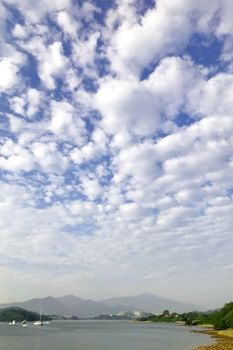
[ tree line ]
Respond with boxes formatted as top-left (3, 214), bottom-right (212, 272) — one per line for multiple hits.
top-left (139, 301), bottom-right (233, 330)
top-left (0, 307), bottom-right (51, 322)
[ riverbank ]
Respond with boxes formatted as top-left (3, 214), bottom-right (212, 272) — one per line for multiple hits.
top-left (194, 330), bottom-right (233, 350)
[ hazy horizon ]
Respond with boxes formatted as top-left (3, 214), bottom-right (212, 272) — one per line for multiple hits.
top-left (0, 0), bottom-right (233, 309)
top-left (0, 290), bottom-right (229, 311)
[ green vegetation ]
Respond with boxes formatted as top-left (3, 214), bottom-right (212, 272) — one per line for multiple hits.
top-left (212, 302), bottom-right (233, 330)
top-left (217, 329), bottom-right (233, 337)
top-left (139, 301), bottom-right (233, 331)
top-left (140, 309), bottom-right (180, 323)
top-left (179, 311), bottom-right (215, 326)
top-left (0, 307), bottom-right (51, 322)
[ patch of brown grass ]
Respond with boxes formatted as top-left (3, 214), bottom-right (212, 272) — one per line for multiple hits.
top-left (194, 331), bottom-right (233, 350)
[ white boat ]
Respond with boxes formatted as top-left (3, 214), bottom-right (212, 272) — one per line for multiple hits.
top-left (33, 320), bottom-right (43, 326)
top-left (33, 305), bottom-right (43, 326)
top-left (22, 320), bottom-right (28, 327)
top-left (9, 320), bottom-right (16, 326)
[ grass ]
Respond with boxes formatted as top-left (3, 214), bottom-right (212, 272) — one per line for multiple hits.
top-left (216, 329), bottom-right (233, 337)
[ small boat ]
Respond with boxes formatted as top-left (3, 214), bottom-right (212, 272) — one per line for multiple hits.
top-left (22, 320), bottom-right (28, 327)
top-left (33, 320), bottom-right (44, 326)
top-left (33, 305), bottom-right (43, 326)
top-left (9, 320), bottom-right (16, 326)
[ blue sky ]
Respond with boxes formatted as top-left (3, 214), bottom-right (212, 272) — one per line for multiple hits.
top-left (0, 0), bottom-right (233, 308)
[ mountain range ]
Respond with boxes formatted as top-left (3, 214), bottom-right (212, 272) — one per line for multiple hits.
top-left (0, 293), bottom-right (202, 317)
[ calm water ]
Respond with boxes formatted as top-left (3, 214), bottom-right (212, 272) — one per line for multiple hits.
top-left (0, 320), bottom-right (213, 350)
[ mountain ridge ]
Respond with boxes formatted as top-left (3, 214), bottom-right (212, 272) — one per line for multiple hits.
top-left (0, 293), bottom-right (203, 317)
top-left (102, 293), bottom-right (201, 313)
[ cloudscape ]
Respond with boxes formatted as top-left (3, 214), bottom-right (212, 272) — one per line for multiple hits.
top-left (0, 0), bottom-right (233, 308)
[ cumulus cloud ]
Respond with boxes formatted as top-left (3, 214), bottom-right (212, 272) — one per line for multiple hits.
top-left (0, 52), bottom-right (25, 91)
top-left (187, 72), bottom-right (233, 117)
top-left (26, 88), bottom-right (41, 117)
top-left (22, 39), bottom-right (67, 89)
top-left (0, 139), bottom-right (35, 172)
top-left (80, 176), bottom-right (103, 200)
top-left (96, 56), bottom-right (206, 139)
top-left (107, 0), bottom-right (190, 75)
top-left (113, 142), bottom-right (160, 183)
top-left (39, 41), bottom-right (68, 89)
top-left (3, 0), bottom-right (71, 22)
top-left (12, 24), bottom-right (27, 39)
top-left (32, 142), bottom-right (68, 173)
top-left (56, 11), bottom-right (78, 37)
top-left (106, 0), bottom-right (233, 77)
top-left (72, 32), bottom-right (100, 72)
top-left (9, 88), bottom-right (41, 117)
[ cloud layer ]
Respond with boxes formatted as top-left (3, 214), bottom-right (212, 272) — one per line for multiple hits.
top-left (0, 0), bottom-right (233, 306)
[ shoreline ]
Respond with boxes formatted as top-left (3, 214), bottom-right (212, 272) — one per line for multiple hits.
top-left (134, 321), bottom-right (233, 350)
top-left (193, 330), bottom-right (233, 350)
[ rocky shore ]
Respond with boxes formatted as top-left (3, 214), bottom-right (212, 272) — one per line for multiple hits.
top-left (194, 332), bottom-right (233, 350)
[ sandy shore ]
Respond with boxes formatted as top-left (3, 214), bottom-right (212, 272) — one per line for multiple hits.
top-left (194, 331), bottom-right (233, 350)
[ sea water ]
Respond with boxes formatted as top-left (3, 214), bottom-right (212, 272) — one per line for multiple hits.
top-left (0, 320), bottom-right (213, 350)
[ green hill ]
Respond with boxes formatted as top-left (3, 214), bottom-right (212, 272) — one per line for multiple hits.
top-left (212, 302), bottom-right (233, 330)
top-left (0, 307), bottom-right (51, 322)
top-left (139, 301), bottom-right (233, 330)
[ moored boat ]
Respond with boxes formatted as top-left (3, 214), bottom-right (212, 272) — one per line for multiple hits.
top-left (33, 305), bottom-right (43, 326)
top-left (9, 320), bottom-right (16, 326)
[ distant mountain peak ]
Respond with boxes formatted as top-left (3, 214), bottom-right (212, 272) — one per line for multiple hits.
top-left (102, 293), bottom-right (202, 313)
top-left (0, 293), bottom-right (203, 317)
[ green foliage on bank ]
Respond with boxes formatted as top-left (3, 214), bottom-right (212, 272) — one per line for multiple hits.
top-left (179, 311), bottom-right (213, 326)
top-left (139, 301), bottom-right (233, 330)
top-left (0, 307), bottom-right (51, 322)
top-left (140, 310), bottom-right (180, 323)
top-left (212, 302), bottom-right (233, 330)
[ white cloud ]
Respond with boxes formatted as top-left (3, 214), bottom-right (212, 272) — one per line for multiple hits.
top-left (39, 41), bottom-right (67, 89)
top-left (12, 24), bottom-right (27, 38)
top-left (50, 101), bottom-right (74, 136)
top-left (0, 153), bottom-right (34, 172)
top-left (9, 88), bottom-right (41, 117)
top-left (63, 68), bottom-right (81, 91)
top-left (106, 0), bottom-right (233, 77)
top-left (96, 56), bottom-right (204, 138)
top-left (56, 11), bottom-right (78, 36)
top-left (114, 142), bottom-right (160, 183)
top-left (4, 0), bottom-right (71, 22)
top-left (119, 202), bottom-right (148, 221)
top-left (96, 77), bottom-right (160, 136)
top-left (80, 176), bottom-right (103, 200)
top-left (0, 139), bottom-right (35, 172)
top-left (70, 127), bottom-right (107, 165)
top-left (71, 31), bottom-right (100, 77)
top-left (68, 200), bottom-right (97, 217)
top-left (32, 142), bottom-right (68, 173)
top-left (0, 52), bottom-right (25, 91)
top-left (215, 0), bottom-right (233, 37)
top-left (9, 96), bottom-right (25, 115)
top-left (26, 88), bottom-right (41, 117)
top-left (187, 73), bottom-right (233, 117)
top-left (49, 100), bottom-right (86, 144)
top-left (23, 39), bottom-right (67, 89)
top-left (78, 2), bottom-right (100, 21)
top-left (107, 0), bottom-right (191, 75)
top-left (8, 115), bottom-right (26, 133)
top-left (156, 205), bottom-right (195, 228)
